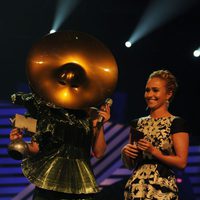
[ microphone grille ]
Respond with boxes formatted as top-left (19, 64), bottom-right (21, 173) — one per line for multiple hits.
top-left (105, 98), bottom-right (113, 106)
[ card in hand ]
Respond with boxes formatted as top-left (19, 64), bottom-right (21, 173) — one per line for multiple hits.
top-left (12, 114), bottom-right (37, 133)
top-left (130, 127), bottom-right (144, 144)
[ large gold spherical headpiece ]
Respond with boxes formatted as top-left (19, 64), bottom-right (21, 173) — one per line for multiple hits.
top-left (26, 31), bottom-right (118, 109)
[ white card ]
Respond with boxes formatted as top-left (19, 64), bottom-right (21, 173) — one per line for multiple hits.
top-left (14, 114), bottom-right (37, 133)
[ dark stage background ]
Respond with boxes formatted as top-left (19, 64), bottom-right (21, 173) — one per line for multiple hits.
top-left (0, 0), bottom-right (200, 143)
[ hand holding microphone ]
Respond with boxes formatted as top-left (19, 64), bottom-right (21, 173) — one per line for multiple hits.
top-left (96, 98), bottom-right (112, 129)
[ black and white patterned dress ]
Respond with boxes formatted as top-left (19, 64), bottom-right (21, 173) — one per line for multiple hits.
top-left (123, 115), bottom-right (189, 200)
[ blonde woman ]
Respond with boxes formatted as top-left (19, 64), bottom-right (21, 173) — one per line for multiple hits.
top-left (121, 70), bottom-right (189, 200)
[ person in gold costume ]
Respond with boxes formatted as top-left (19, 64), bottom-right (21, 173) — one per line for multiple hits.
top-left (9, 92), bottom-right (110, 200)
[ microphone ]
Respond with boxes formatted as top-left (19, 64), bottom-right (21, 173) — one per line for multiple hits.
top-left (97, 98), bottom-right (113, 128)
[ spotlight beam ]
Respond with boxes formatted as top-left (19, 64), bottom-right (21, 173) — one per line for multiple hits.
top-left (128, 0), bottom-right (198, 45)
top-left (51, 0), bottom-right (81, 31)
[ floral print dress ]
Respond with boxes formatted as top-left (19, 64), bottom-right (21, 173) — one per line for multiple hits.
top-left (123, 116), bottom-right (189, 200)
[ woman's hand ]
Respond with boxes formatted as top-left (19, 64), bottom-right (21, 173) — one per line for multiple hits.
top-left (121, 144), bottom-right (139, 159)
top-left (98, 104), bottom-right (111, 123)
top-left (10, 128), bottom-right (40, 154)
top-left (9, 128), bottom-right (23, 141)
top-left (93, 104), bottom-right (111, 127)
top-left (137, 139), bottom-right (154, 154)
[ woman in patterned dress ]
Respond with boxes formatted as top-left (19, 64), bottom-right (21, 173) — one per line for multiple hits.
top-left (121, 69), bottom-right (189, 200)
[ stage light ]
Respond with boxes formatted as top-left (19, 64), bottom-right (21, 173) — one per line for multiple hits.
top-left (50, 29), bottom-right (56, 34)
top-left (125, 41), bottom-right (132, 48)
top-left (193, 48), bottom-right (200, 57)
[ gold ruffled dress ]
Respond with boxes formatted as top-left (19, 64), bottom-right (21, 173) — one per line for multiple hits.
top-left (12, 93), bottom-right (99, 196)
